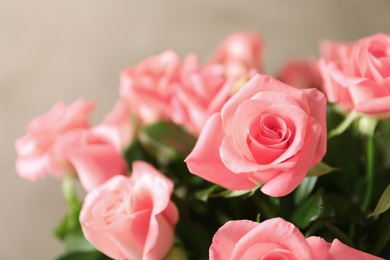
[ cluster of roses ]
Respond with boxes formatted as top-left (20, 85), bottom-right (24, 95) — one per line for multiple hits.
top-left (16, 32), bottom-right (390, 259)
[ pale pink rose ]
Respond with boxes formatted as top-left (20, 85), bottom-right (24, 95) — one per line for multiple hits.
top-left (210, 218), bottom-right (313, 260)
top-left (185, 74), bottom-right (327, 197)
top-left (15, 99), bottom-right (95, 180)
top-left (319, 33), bottom-right (390, 117)
top-left (209, 32), bottom-right (263, 79)
top-left (279, 58), bottom-right (323, 89)
top-left (61, 129), bottom-right (127, 192)
top-left (306, 236), bottom-right (384, 260)
top-left (171, 54), bottom-right (235, 135)
top-left (119, 51), bottom-right (180, 123)
top-left (80, 161), bottom-right (179, 260)
top-left (92, 100), bottom-right (134, 151)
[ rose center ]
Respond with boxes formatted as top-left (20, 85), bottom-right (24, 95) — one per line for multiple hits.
top-left (247, 113), bottom-right (292, 164)
top-left (100, 189), bottom-right (131, 225)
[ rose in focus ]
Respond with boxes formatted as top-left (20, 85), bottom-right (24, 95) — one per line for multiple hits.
top-left (319, 33), bottom-right (390, 117)
top-left (80, 161), bottom-right (179, 260)
top-left (210, 218), bottom-right (383, 260)
top-left (186, 74), bottom-right (327, 197)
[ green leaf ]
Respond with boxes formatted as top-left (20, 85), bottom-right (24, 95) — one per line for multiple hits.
top-left (214, 185), bottom-right (259, 199)
top-left (195, 185), bottom-right (224, 202)
top-left (123, 140), bottom-right (154, 170)
top-left (139, 121), bottom-right (196, 163)
top-left (53, 233), bottom-right (110, 260)
top-left (369, 184), bottom-right (390, 217)
top-left (291, 190), bottom-right (335, 229)
top-left (307, 162), bottom-right (337, 177)
top-left (328, 110), bottom-right (360, 139)
top-left (294, 177), bottom-right (318, 205)
top-left (195, 184), bottom-right (259, 202)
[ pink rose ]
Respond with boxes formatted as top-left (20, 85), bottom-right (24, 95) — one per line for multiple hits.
top-left (80, 161), bottom-right (179, 260)
top-left (119, 51), bottom-right (180, 123)
top-left (210, 218), bottom-right (384, 260)
top-left (171, 54), bottom-right (235, 135)
top-left (279, 58), bottom-right (323, 89)
top-left (319, 33), bottom-right (390, 116)
top-left (210, 218), bottom-right (314, 259)
top-left (92, 100), bottom-right (134, 151)
top-left (209, 32), bottom-right (263, 79)
top-left (61, 129), bottom-right (127, 192)
top-left (185, 74), bottom-right (327, 197)
top-left (15, 99), bottom-right (95, 180)
top-left (307, 236), bottom-right (384, 260)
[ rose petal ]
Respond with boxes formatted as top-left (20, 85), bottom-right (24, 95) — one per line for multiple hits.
top-left (306, 236), bottom-right (330, 260)
top-left (221, 74), bottom-right (310, 133)
top-left (185, 113), bottom-right (256, 190)
top-left (261, 118), bottom-right (320, 197)
top-left (231, 218), bottom-right (313, 260)
top-left (210, 220), bottom-right (259, 260)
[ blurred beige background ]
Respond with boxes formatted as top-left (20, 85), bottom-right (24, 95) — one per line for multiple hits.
top-left (1, 1), bottom-right (390, 259)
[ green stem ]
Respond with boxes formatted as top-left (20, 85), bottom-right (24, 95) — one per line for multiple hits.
top-left (362, 135), bottom-right (375, 213)
top-left (328, 111), bottom-right (359, 139)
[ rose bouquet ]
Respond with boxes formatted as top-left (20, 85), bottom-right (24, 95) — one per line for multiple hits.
top-left (16, 32), bottom-right (390, 259)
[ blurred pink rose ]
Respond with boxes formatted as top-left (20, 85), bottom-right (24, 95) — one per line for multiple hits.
top-left (15, 99), bottom-right (94, 180)
top-left (209, 32), bottom-right (263, 79)
top-left (186, 74), bottom-right (327, 197)
top-left (279, 58), bottom-right (323, 89)
top-left (61, 129), bottom-right (127, 192)
top-left (307, 236), bottom-right (384, 260)
top-left (120, 51), bottom-right (180, 123)
top-left (210, 218), bottom-right (313, 259)
top-left (319, 33), bottom-right (390, 117)
top-left (171, 54), bottom-right (235, 135)
top-left (92, 100), bottom-right (134, 151)
top-left (80, 161), bottom-right (178, 260)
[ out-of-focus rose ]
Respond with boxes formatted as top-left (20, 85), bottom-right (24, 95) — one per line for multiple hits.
top-left (307, 236), bottom-right (384, 260)
top-left (319, 33), bottom-right (390, 117)
top-left (209, 32), bottom-right (263, 79)
top-left (186, 74), bottom-right (327, 197)
top-left (120, 51), bottom-right (180, 123)
top-left (15, 99), bottom-right (94, 180)
top-left (92, 100), bottom-right (134, 151)
top-left (210, 218), bottom-right (314, 259)
top-left (171, 54), bottom-right (235, 135)
top-left (61, 129), bottom-right (127, 192)
top-left (80, 161), bottom-right (179, 260)
top-left (279, 58), bottom-right (323, 89)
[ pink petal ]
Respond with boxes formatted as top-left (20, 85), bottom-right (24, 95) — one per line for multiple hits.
top-left (221, 74), bottom-right (309, 133)
top-left (210, 220), bottom-right (258, 260)
top-left (185, 113), bottom-right (256, 190)
top-left (306, 236), bottom-right (330, 260)
top-left (261, 118), bottom-right (321, 197)
top-left (221, 135), bottom-right (295, 176)
top-left (301, 88), bottom-right (327, 165)
top-left (356, 95), bottom-right (390, 115)
top-left (231, 218), bottom-right (312, 260)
